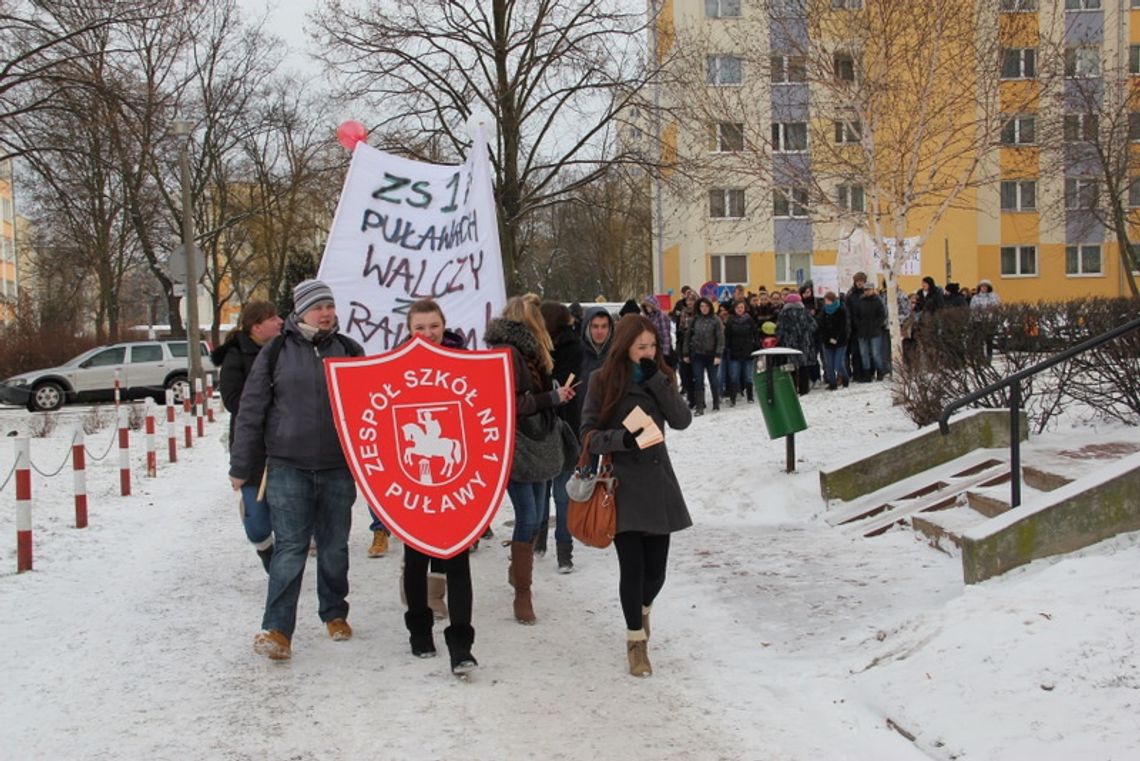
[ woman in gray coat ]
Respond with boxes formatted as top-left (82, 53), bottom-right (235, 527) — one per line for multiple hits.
top-left (580, 315), bottom-right (692, 678)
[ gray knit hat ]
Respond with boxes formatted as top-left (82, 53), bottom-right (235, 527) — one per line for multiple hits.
top-left (293, 279), bottom-right (335, 317)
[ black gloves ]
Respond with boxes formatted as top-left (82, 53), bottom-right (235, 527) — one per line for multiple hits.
top-left (638, 357), bottom-right (658, 383)
top-left (622, 427), bottom-right (644, 449)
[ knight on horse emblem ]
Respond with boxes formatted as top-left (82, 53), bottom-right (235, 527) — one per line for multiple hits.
top-left (397, 404), bottom-right (465, 485)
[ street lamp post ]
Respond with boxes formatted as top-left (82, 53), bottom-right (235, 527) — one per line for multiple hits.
top-left (172, 119), bottom-right (203, 399)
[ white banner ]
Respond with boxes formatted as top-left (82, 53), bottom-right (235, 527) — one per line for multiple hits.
top-left (836, 227), bottom-right (922, 288)
top-left (317, 134), bottom-right (506, 353)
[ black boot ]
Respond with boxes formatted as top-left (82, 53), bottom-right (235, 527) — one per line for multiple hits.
top-left (405, 609), bottom-right (436, 658)
top-left (534, 519), bottom-right (549, 557)
top-left (556, 542), bottom-right (574, 574)
top-left (444, 623), bottom-right (478, 675)
top-left (256, 545), bottom-right (273, 574)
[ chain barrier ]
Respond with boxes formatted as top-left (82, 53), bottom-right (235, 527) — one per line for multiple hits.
top-left (84, 431), bottom-right (117, 462)
top-left (0, 460), bottom-right (15, 492)
top-left (27, 431), bottom-right (80, 478)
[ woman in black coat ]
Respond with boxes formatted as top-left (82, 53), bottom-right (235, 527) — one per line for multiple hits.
top-left (209, 301), bottom-right (282, 572)
top-left (580, 315), bottom-right (692, 678)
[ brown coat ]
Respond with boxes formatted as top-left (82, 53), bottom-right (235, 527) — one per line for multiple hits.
top-left (580, 370), bottom-right (693, 535)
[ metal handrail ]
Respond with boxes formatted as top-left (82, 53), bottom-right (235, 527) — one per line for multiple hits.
top-left (938, 313), bottom-right (1140, 508)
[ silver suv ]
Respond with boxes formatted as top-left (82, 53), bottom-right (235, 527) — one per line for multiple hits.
top-left (0, 340), bottom-right (214, 411)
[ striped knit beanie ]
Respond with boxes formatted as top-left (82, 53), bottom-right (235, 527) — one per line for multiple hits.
top-left (292, 279), bottom-right (335, 317)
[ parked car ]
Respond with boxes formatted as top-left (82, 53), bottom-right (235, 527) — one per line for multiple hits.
top-left (0, 340), bottom-right (214, 412)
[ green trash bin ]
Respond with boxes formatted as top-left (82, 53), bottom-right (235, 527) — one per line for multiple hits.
top-left (753, 366), bottom-right (807, 440)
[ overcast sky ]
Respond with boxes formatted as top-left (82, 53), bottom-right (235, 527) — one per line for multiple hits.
top-left (237, 0), bottom-right (319, 70)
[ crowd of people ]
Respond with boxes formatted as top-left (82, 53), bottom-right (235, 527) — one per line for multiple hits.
top-left (218, 272), bottom-right (997, 680)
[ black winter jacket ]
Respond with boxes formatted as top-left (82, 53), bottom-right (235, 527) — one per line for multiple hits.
top-left (850, 294), bottom-right (887, 340)
top-left (724, 314), bottom-right (758, 360)
top-left (211, 331), bottom-right (263, 445)
top-left (816, 305), bottom-right (849, 347)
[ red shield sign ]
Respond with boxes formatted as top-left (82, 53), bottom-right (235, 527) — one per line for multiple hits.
top-left (325, 336), bottom-right (516, 558)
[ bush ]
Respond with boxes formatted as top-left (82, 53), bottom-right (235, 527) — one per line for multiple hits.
top-left (896, 297), bottom-right (1140, 431)
top-left (0, 319), bottom-right (100, 380)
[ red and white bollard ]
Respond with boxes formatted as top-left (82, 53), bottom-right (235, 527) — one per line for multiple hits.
top-left (15, 437), bottom-right (32, 573)
top-left (194, 378), bottom-right (205, 439)
top-left (145, 403), bottom-right (157, 478)
top-left (184, 398), bottom-right (194, 450)
top-left (114, 369), bottom-right (121, 412)
top-left (165, 389), bottom-right (178, 463)
top-left (73, 430), bottom-right (88, 529)
top-left (118, 406), bottom-right (131, 497)
top-left (205, 372), bottom-right (215, 424)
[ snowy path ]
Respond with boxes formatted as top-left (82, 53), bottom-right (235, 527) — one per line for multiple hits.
top-left (1, 384), bottom-right (1137, 760)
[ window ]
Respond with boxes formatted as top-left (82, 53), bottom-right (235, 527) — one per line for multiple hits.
top-left (1065, 177), bottom-right (1098, 209)
top-left (1063, 113), bottom-right (1098, 142)
top-left (771, 55), bottom-right (806, 84)
top-left (709, 122), bottom-right (744, 152)
top-left (1130, 45), bottom-right (1140, 75)
top-left (708, 55), bottom-right (743, 85)
top-left (771, 121), bottom-right (808, 152)
top-left (834, 52), bottom-right (855, 82)
top-left (1065, 0), bottom-right (1100, 8)
top-left (1066, 244), bottom-right (1102, 275)
top-left (1001, 48), bottom-right (1036, 79)
top-left (1000, 0), bottom-right (1037, 8)
top-left (1000, 115), bottom-right (1036, 145)
top-left (831, 0), bottom-right (862, 7)
top-left (837, 183), bottom-right (865, 212)
top-left (130, 345), bottom-right (163, 363)
top-left (834, 120), bottom-right (861, 143)
top-left (705, 0), bottom-right (742, 17)
top-left (775, 252), bottom-right (812, 284)
top-left (710, 254), bottom-right (748, 282)
top-left (1129, 178), bottom-right (1140, 207)
top-left (85, 348), bottom-right (126, 368)
top-left (773, 187), bottom-right (809, 218)
top-left (1064, 46), bottom-right (1099, 78)
top-left (1000, 245), bottom-right (1038, 276)
top-left (709, 188), bottom-right (745, 218)
top-left (1130, 113), bottom-right (1140, 141)
top-left (1000, 180), bottom-right (1037, 211)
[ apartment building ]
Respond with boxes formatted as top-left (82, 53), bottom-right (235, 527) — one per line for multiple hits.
top-left (650, 0), bottom-right (1140, 301)
top-left (0, 159), bottom-right (17, 320)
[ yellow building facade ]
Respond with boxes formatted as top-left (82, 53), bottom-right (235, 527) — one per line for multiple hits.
top-left (651, 0), bottom-right (1140, 301)
top-left (0, 159), bottom-right (17, 320)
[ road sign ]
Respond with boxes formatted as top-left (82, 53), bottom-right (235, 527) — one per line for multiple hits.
top-left (168, 244), bottom-right (204, 284)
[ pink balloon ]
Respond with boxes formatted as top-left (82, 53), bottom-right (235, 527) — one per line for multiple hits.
top-left (337, 120), bottom-right (367, 151)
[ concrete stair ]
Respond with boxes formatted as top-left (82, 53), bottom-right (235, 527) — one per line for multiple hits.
top-left (821, 418), bottom-right (1140, 582)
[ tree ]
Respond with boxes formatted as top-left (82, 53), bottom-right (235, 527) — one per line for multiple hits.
top-left (312, 0), bottom-right (671, 290)
top-left (669, 0), bottom-right (1035, 360)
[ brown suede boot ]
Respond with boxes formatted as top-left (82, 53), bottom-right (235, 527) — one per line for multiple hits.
top-left (510, 540), bottom-right (536, 624)
top-left (627, 629), bottom-right (651, 677)
top-left (428, 573), bottom-right (448, 620)
top-left (642, 605), bottom-right (652, 641)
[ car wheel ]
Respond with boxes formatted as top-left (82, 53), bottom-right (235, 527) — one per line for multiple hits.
top-left (31, 381), bottom-right (65, 412)
top-left (166, 375), bottom-right (191, 404)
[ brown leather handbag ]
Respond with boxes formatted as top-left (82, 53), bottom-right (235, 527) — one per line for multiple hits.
top-left (566, 431), bottom-right (618, 548)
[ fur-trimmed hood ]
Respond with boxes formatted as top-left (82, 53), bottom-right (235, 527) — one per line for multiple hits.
top-left (484, 318), bottom-right (542, 361)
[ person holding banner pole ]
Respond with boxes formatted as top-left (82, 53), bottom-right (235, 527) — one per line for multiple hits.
top-left (397, 299), bottom-right (479, 673)
top-left (485, 295), bottom-right (576, 625)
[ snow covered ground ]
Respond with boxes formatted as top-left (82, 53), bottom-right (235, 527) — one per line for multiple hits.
top-left (0, 382), bottom-right (1137, 761)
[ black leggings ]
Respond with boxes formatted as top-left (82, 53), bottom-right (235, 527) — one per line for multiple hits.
top-left (403, 545), bottom-right (473, 628)
top-left (613, 532), bottom-right (671, 631)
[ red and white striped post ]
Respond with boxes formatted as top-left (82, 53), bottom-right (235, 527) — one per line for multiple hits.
top-left (16, 437), bottom-right (32, 573)
top-left (113, 369), bottom-right (121, 412)
top-left (118, 406), bottom-right (131, 496)
top-left (73, 430), bottom-right (88, 529)
top-left (165, 389), bottom-right (178, 463)
top-left (205, 372), bottom-right (215, 424)
top-left (145, 403), bottom-right (157, 478)
top-left (194, 378), bottom-right (205, 438)
top-left (183, 397), bottom-right (194, 449)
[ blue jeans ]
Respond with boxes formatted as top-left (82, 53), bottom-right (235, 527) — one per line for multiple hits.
top-left (541, 469), bottom-right (573, 545)
top-left (689, 353), bottom-right (720, 410)
top-left (507, 479), bottom-right (546, 543)
top-left (725, 358), bottom-right (753, 398)
top-left (821, 344), bottom-right (849, 386)
top-left (263, 463), bottom-right (355, 638)
top-left (240, 484), bottom-right (272, 546)
top-left (858, 336), bottom-right (885, 375)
